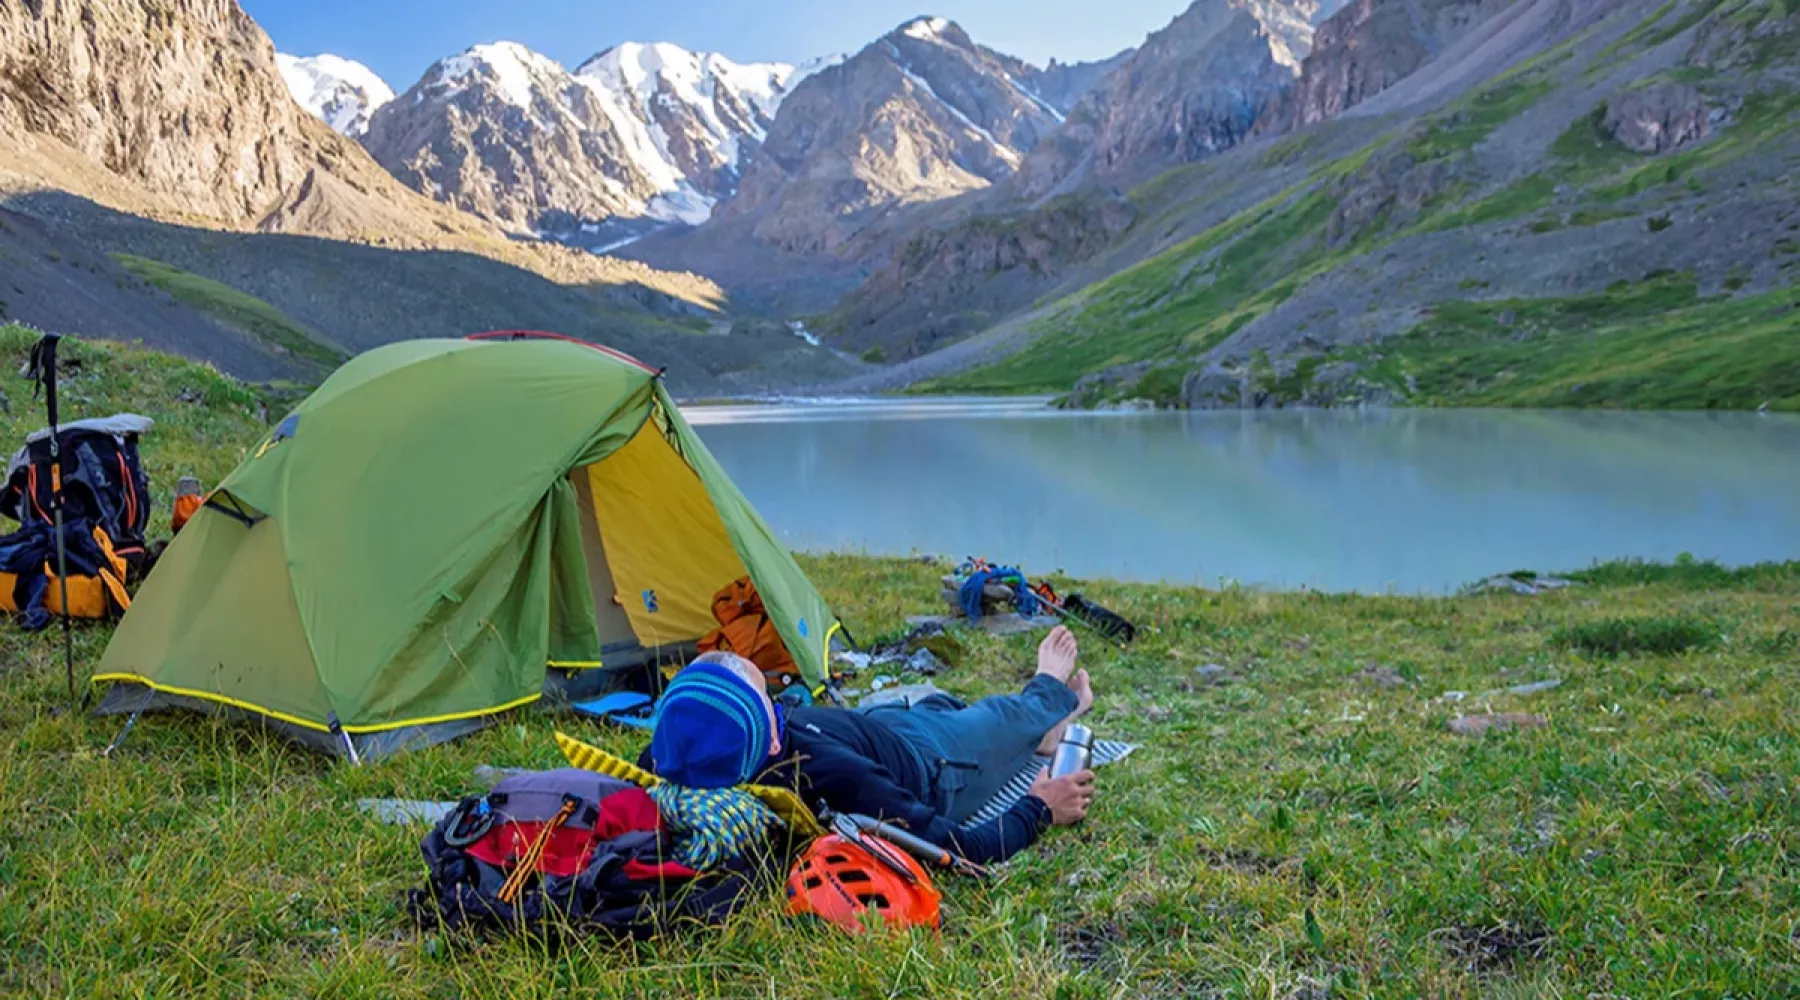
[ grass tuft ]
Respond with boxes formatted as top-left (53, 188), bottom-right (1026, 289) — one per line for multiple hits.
top-left (1553, 615), bottom-right (1721, 657)
top-left (1568, 556), bottom-right (1800, 591)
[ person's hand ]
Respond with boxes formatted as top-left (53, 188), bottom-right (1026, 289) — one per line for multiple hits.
top-left (1030, 767), bottom-right (1096, 826)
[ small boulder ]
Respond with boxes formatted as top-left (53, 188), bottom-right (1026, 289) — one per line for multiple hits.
top-left (1356, 663), bottom-right (1408, 689)
top-left (1106, 397), bottom-right (1157, 412)
top-left (904, 647), bottom-right (946, 676)
top-left (1195, 663), bottom-right (1231, 685)
top-left (1604, 83), bottom-right (1711, 154)
top-left (1181, 365), bottom-right (1246, 409)
top-left (1067, 362), bottom-right (1152, 409)
top-left (1448, 713), bottom-right (1548, 737)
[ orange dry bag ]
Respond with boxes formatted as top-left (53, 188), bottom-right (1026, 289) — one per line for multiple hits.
top-left (696, 576), bottom-right (800, 689)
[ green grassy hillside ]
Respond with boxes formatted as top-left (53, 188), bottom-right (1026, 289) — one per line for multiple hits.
top-left (925, 1), bottom-right (1800, 410)
top-left (0, 335), bottom-right (1795, 996)
top-left (111, 254), bottom-right (349, 372)
top-left (1351, 275), bottom-right (1800, 410)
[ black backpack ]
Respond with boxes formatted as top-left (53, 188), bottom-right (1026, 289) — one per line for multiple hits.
top-left (1, 418), bottom-right (153, 565)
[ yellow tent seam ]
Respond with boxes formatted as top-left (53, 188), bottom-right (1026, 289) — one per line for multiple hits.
top-left (351, 692), bottom-right (543, 732)
top-left (90, 673), bottom-right (540, 734)
top-left (91, 673), bottom-right (333, 732)
top-left (821, 621), bottom-right (844, 674)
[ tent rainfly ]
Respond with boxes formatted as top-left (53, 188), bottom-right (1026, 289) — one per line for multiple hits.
top-left (95, 335), bottom-right (840, 759)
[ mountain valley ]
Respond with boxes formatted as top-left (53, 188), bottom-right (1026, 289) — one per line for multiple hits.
top-left (0, 0), bottom-right (1791, 409)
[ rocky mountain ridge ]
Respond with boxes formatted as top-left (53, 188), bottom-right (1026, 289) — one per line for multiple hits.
top-left (611, 15), bottom-right (1110, 312)
top-left (278, 15), bottom-right (1134, 299)
top-left (808, 0), bottom-right (1356, 359)
top-left (1017, 0), bottom-right (1352, 199)
top-left (362, 42), bottom-right (670, 235)
top-left (1020, 51), bottom-right (1135, 115)
top-left (0, 0), bottom-right (723, 299)
top-left (708, 17), bottom-right (1063, 255)
top-left (574, 43), bottom-right (795, 208)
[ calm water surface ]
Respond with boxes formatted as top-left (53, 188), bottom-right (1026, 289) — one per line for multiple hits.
top-left (685, 399), bottom-right (1800, 593)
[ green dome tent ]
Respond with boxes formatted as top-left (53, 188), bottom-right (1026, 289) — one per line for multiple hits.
top-left (95, 335), bottom-right (841, 759)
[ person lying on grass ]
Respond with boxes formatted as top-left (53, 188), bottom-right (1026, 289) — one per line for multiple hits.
top-left (640, 627), bottom-right (1098, 866)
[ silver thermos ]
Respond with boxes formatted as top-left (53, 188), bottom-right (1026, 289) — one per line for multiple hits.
top-left (1049, 723), bottom-right (1094, 779)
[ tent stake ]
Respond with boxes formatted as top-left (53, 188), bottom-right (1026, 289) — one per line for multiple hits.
top-left (329, 714), bottom-right (362, 767)
top-left (102, 687), bottom-right (155, 758)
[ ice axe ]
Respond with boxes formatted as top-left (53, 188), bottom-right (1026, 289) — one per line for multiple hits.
top-left (1028, 581), bottom-right (1137, 647)
top-left (829, 811), bottom-right (991, 879)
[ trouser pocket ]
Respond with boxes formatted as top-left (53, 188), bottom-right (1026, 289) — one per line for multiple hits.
top-left (930, 757), bottom-right (979, 821)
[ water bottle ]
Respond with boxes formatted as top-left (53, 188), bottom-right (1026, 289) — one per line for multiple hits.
top-left (1049, 723), bottom-right (1093, 780)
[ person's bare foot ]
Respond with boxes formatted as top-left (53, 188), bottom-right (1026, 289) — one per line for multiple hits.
top-left (1068, 668), bottom-right (1094, 718)
top-left (1035, 626), bottom-right (1079, 683)
top-left (1037, 668), bottom-right (1095, 754)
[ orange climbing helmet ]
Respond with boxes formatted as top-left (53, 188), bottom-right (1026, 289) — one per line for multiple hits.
top-left (785, 834), bottom-right (942, 934)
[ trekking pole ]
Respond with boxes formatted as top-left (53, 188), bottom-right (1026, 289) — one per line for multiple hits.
top-left (24, 334), bottom-right (77, 707)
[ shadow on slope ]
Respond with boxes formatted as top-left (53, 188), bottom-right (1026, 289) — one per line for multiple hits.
top-left (1, 191), bottom-right (858, 395)
top-left (0, 203), bottom-right (304, 382)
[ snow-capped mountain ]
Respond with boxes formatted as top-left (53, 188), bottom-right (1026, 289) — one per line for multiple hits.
top-left (276, 53), bottom-right (395, 137)
top-left (360, 39), bottom-right (815, 239)
top-left (352, 23), bottom-right (1125, 252)
top-left (361, 41), bottom-right (654, 234)
top-left (573, 43), bottom-right (798, 223)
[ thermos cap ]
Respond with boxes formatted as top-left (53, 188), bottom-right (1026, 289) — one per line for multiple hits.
top-left (1061, 723), bottom-right (1093, 746)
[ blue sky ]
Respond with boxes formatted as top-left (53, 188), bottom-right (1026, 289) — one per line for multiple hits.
top-left (242, 0), bottom-right (1190, 88)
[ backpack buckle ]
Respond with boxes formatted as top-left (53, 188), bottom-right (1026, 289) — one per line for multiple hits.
top-left (443, 797), bottom-right (496, 848)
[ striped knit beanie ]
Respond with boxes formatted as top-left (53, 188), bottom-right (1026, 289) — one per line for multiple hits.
top-left (649, 659), bottom-right (773, 789)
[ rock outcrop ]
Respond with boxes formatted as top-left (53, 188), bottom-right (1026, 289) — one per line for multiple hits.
top-left (1324, 140), bottom-right (1462, 246)
top-left (1269, 0), bottom-right (1513, 131)
top-left (1179, 358), bottom-right (1402, 409)
top-left (1019, 51), bottom-right (1134, 115)
top-left (1018, 0), bottom-right (1351, 197)
top-left (1603, 82), bottom-right (1712, 154)
top-left (827, 190), bottom-right (1138, 358)
top-left (715, 17), bottom-right (1062, 254)
top-left (0, 0), bottom-right (322, 223)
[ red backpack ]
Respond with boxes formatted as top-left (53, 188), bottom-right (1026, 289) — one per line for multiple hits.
top-left (408, 769), bottom-right (766, 938)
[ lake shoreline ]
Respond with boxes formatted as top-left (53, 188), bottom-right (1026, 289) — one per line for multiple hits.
top-left (693, 402), bottom-right (1800, 592)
